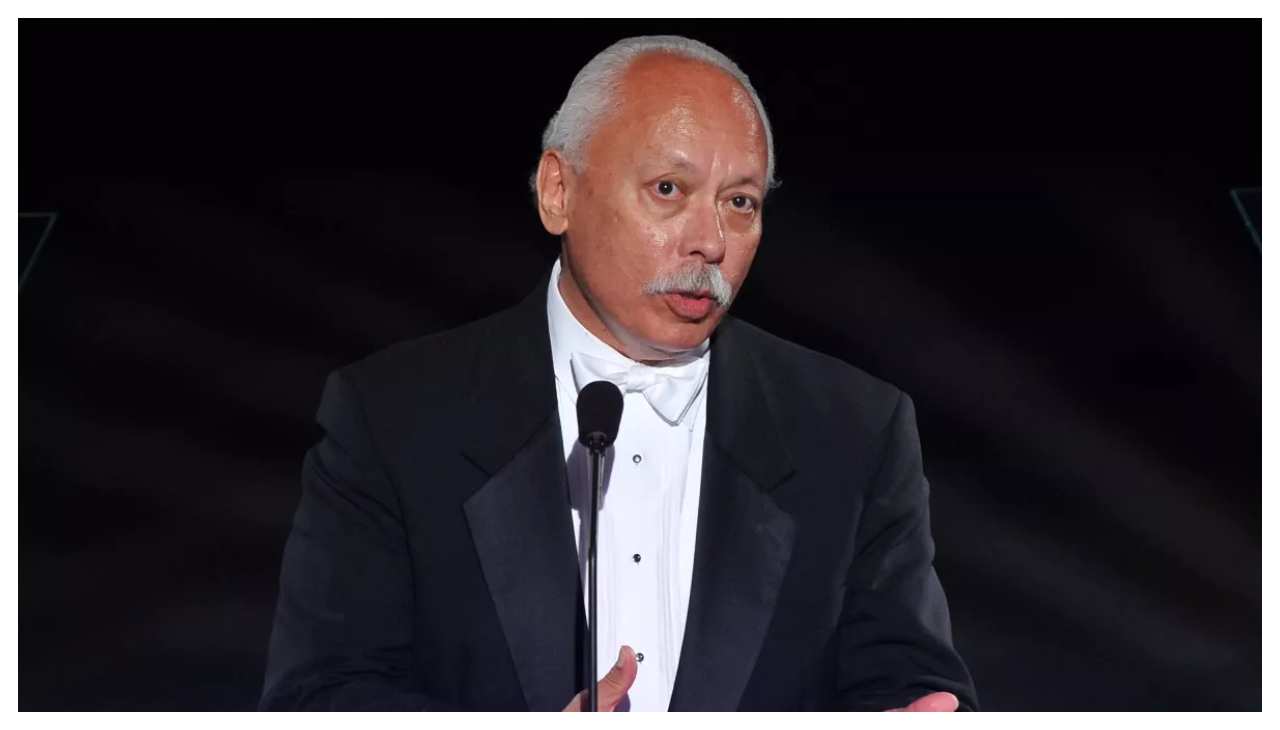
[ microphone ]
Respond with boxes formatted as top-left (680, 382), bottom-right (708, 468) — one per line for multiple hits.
top-left (577, 380), bottom-right (623, 451)
top-left (575, 380), bottom-right (622, 712)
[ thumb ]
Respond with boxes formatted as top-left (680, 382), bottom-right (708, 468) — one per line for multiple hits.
top-left (562, 645), bottom-right (638, 712)
top-left (596, 645), bottom-right (638, 711)
top-left (897, 692), bottom-right (959, 712)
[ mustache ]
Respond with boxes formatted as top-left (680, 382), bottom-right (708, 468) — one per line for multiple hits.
top-left (643, 263), bottom-right (734, 308)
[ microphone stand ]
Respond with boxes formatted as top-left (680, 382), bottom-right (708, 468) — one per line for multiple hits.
top-left (576, 380), bottom-right (621, 713)
top-left (585, 438), bottom-right (606, 712)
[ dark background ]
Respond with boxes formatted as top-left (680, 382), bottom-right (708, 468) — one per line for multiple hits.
top-left (19, 22), bottom-right (1261, 710)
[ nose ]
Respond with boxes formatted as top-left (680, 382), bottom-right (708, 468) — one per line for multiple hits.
top-left (678, 195), bottom-right (727, 264)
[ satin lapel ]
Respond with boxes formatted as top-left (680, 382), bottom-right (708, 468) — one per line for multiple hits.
top-left (460, 272), bottom-right (585, 711)
top-left (463, 419), bottom-right (583, 711)
top-left (669, 316), bottom-right (798, 711)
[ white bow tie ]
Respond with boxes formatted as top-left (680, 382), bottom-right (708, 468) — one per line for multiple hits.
top-left (570, 350), bottom-right (710, 428)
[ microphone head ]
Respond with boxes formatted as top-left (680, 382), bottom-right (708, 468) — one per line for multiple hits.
top-left (577, 380), bottom-right (623, 450)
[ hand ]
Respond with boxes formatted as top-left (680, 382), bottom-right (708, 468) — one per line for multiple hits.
top-left (562, 646), bottom-right (638, 712)
top-left (885, 692), bottom-right (959, 712)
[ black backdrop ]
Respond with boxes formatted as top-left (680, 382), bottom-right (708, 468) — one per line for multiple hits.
top-left (18, 21), bottom-right (1261, 711)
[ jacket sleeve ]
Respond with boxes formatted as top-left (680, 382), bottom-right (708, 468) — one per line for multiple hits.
top-left (260, 369), bottom-right (461, 711)
top-left (836, 391), bottom-right (979, 711)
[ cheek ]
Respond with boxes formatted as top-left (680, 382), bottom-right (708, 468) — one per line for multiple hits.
top-left (612, 207), bottom-right (679, 267)
top-left (640, 222), bottom-right (673, 255)
top-left (602, 191), bottom-right (666, 250)
top-left (586, 217), bottom-right (669, 294)
top-left (727, 231), bottom-right (761, 268)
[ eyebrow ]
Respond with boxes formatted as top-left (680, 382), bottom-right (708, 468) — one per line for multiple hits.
top-left (659, 158), bottom-right (765, 191)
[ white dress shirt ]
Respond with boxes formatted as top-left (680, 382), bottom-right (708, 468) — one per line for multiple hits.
top-left (545, 257), bottom-right (708, 712)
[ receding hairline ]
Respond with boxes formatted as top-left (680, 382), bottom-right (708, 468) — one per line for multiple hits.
top-left (532, 35), bottom-right (778, 194)
top-left (582, 51), bottom-right (769, 172)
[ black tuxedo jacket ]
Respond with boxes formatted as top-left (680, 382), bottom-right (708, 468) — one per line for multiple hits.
top-left (261, 273), bottom-right (977, 711)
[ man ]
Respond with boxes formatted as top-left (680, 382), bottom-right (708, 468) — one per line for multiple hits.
top-left (261, 35), bottom-right (977, 712)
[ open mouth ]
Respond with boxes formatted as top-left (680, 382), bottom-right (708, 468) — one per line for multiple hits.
top-left (663, 291), bottom-right (716, 320)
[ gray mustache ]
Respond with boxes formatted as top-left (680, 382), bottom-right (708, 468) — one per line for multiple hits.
top-left (643, 263), bottom-right (734, 308)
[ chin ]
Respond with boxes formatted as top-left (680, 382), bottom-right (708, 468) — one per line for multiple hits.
top-left (646, 321), bottom-right (719, 354)
top-left (621, 302), bottom-right (725, 358)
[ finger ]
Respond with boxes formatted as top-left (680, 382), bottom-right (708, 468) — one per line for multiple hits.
top-left (900, 692), bottom-right (959, 712)
top-left (596, 645), bottom-right (638, 711)
top-left (561, 646), bottom-right (638, 712)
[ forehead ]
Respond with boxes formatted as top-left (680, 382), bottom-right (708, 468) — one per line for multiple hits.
top-left (587, 53), bottom-right (767, 181)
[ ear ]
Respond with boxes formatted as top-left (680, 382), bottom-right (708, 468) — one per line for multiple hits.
top-left (535, 150), bottom-right (572, 236)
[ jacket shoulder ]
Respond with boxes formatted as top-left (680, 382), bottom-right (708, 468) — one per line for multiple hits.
top-left (332, 304), bottom-right (519, 407)
top-left (726, 317), bottom-right (906, 427)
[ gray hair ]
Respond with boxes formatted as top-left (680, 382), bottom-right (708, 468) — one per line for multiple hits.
top-left (531, 35), bottom-right (776, 193)
top-left (644, 260), bottom-right (734, 308)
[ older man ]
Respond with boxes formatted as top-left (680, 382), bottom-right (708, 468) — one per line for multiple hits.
top-left (262, 35), bottom-right (977, 712)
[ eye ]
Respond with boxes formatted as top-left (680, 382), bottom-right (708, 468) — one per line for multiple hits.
top-left (654, 180), bottom-right (680, 199)
top-left (729, 195), bottom-right (756, 212)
